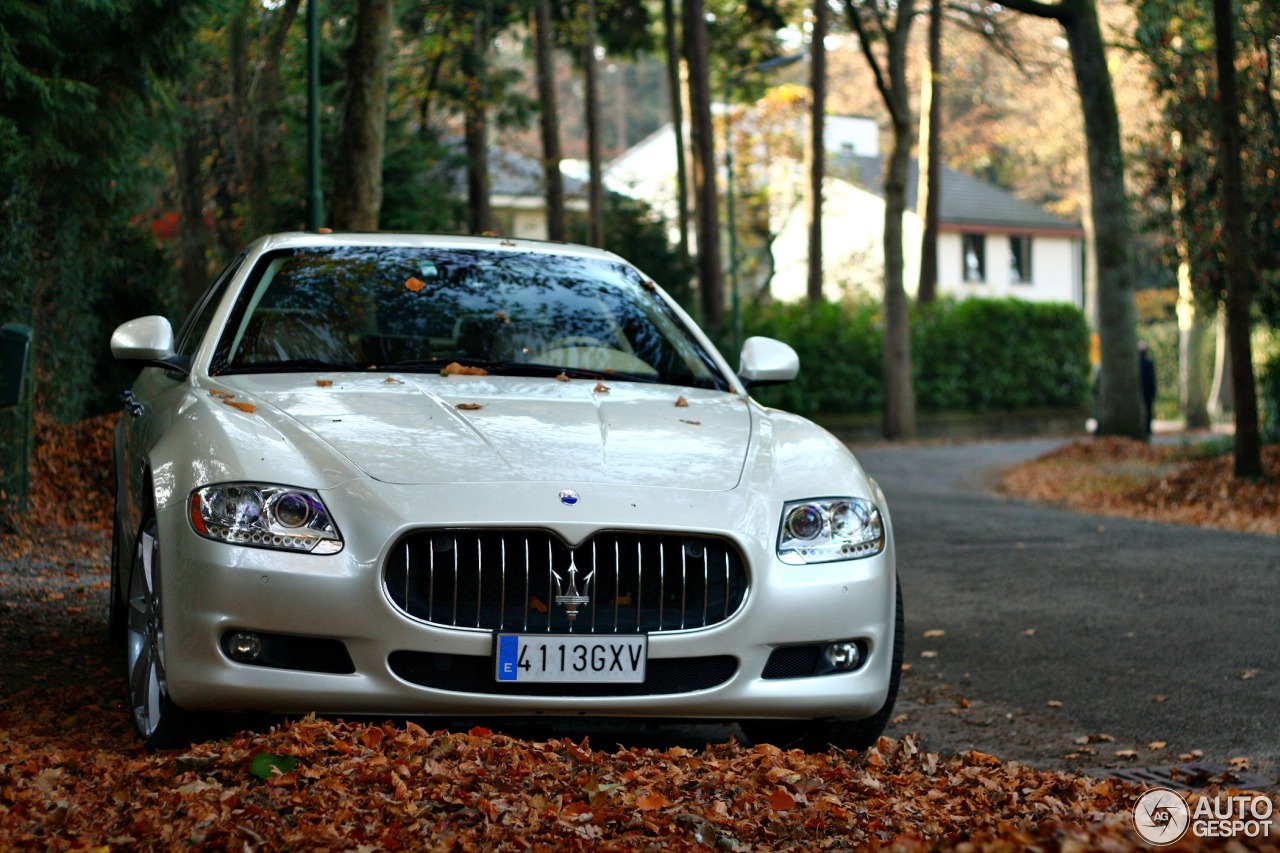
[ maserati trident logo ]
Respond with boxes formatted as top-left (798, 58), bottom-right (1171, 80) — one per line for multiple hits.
top-left (552, 552), bottom-right (595, 621)
top-left (558, 489), bottom-right (579, 506)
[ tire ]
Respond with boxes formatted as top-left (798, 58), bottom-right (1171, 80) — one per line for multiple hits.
top-left (125, 514), bottom-right (197, 750)
top-left (743, 579), bottom-right (905, 753)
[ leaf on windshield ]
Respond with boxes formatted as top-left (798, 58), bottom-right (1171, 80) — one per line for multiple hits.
top-left (455, 402), bottom-right (484, 411)
top-left (555, 372), bottom-right (570, 383)
top-left (442, 362), bottom-right (489, 377)
top-left (680, 419), bottom-right (701, 426)
top-left (593, 382), bottom-right (611, 394)
top-left (316, 379), bottom-right (333, 388)
top-left (675, 396), bottom-right (689, 407)
top-left (405, 276), bottom-right (426, 292)
top-left (384, 377), bottom-right (405, 384)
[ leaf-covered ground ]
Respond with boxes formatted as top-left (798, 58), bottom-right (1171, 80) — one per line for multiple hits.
top-left (2, 419), bottom-right (1278, 850)
top-left (1000, 437), bottom-right (1280, 537)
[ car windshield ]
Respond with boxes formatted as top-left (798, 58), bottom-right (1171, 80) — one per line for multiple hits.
top-left (210, 245), bottom-right (728, 390)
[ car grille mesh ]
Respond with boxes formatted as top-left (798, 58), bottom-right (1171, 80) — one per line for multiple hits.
top-left (384, 529), bottom-right (748, 634)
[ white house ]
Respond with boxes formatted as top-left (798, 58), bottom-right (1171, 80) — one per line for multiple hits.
top-left (606, 114), bottom-right (1085, 307)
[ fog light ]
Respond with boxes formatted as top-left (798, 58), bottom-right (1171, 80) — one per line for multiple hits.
top-left (823, 642), bottom-right (862, 671)
top-left (228, 631), bottom-right (263, 662)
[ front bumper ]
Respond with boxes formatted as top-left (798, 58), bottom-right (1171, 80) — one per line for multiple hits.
top-left (157, 476), bottom-right (897, 723)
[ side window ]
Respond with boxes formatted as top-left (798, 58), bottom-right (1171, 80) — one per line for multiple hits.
top-left (176, 254), bottom-right (246, 359)
top-left (1009, 235), bottom-right (1033, 284)
top-left (962, 234), bottom-right (986, 283)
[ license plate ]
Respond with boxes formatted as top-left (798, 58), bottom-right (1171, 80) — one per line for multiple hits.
top-left (494, 634), bottom-right (647, 683)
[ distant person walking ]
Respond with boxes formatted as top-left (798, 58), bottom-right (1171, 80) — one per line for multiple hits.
top-left (1139, 341), bottom-right (1157, 436)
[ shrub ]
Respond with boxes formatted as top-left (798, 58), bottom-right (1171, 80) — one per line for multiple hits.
top-left (733, 297), bottom-right (1091, 417)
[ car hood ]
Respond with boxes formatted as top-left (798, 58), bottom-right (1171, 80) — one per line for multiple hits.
top-left (220, 374), bottom-right (752, 491)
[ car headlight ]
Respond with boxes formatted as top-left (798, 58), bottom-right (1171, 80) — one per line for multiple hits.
top-left (189, 484), bottom-right (343, 555)
top-left (777, 497), bottom-right (884, 564)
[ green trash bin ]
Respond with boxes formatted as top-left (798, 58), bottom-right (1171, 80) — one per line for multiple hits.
top-left (1, 323), bottom-right (34, 519)
top-left (1, 323), bottom-right (33, 407)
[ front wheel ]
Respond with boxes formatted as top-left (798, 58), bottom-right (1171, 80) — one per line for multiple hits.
top-left (743, 579), bottom-right (905, 753)
top-left (126, 516), bottom-right (196, 750)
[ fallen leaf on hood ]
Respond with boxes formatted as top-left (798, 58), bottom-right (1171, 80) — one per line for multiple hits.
top-left (679, 419), bottom-right (701, 426)
top-left (556, 372), bottom-right (570, 382)
top-left (594, 382), bottom-right (611, 394)
top-left (224, 400), bottom-right (256, 414)
top-left (384, 377), bottom-right (404, 384)
top-left (209, 389), bottom-right (234, 399)
top-left (455, 403), bottom-right (484, 411)
top-left (675, 396), bottom-right (689, 407)
top-left (405, 276), bottom-right (426, 292)
top-left (316, 379), bottom-right (333, 388)
top-left (442, 362), bottom-right (489, 377)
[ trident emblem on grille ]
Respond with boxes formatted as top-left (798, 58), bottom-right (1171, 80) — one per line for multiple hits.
top-left (552, 552), bottom-right (595, 621)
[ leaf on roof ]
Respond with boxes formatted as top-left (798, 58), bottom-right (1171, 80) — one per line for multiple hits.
top-left (442, 362), bottom-right (489, 377)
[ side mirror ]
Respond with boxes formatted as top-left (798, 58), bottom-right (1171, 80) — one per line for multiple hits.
top-left (738, 336), bottom-right (799, 387)
top-left (111, 316), bottom-right (184, 370)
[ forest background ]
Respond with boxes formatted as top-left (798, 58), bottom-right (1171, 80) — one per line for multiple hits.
top-left (0, 0), bottom-right (1278, 458)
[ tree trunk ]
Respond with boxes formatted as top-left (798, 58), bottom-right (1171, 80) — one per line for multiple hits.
top-left (329, 0), bottom-right (394, 231)
top-left (882, 102), bottom-right (917, 439)
top-left (463, 10), bottom-right (492, 235)
top-left (534, 0), bottom-right (565, 242)
top-left (584, 0), bottom-right (605, 248)
top-left (807, 0), bottom-right (826, 304)
top-left (916, 0), bottom-right (942, 304)
top-left (1000, 0), bottom-right (1142, 438)
top-left (684, 0), bottom-right (722, 329)
top-left (1211, 0), bottom-right (1263, 477)
top-left (1170, 129), bottom-right (1210, 429)
top-left (662, 0), bottom-right (690, 266)
top-left (246, 0), bottom-right (303, 236)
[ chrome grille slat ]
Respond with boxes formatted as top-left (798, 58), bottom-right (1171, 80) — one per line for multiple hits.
top-left (385, 529), bottom-right (749, 634)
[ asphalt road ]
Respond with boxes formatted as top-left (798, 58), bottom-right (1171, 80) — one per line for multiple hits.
top-left (855, 439), bottom-right (1280, 785)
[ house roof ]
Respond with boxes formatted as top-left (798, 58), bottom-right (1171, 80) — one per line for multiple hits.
top-left (835, 154), bottom-right (1083, 235)
top-left (431, 138), bottom-right (587, 200)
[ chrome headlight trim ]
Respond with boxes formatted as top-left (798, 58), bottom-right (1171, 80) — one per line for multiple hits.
top-left (777, 497), bottom-right (884, 564)
top-left (189, 483), bottom-right (343, 555)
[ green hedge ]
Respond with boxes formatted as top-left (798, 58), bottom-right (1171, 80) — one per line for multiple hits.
top-left (735, 298), bottom-right (1091, 417)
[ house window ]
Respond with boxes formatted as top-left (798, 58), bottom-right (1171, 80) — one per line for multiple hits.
top-left (962, 234), bottom-right (986, 282)
top-left (1010, 235), bottom-right (1033, 284)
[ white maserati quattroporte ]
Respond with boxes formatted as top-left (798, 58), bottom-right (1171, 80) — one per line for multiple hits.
top-left (110, 232), bottom-right (901, 750)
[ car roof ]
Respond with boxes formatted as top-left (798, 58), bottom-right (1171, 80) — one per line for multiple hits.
top-left (254, 231), bottom-right (627, 264)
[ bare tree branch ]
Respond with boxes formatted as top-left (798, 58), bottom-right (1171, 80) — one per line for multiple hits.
top-left (842, 1), bottom-right (899, 125)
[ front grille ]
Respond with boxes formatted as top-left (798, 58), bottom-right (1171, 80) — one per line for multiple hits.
top-left (384, 529), bottom-right (748, 634)
top-left (762, 645), bottom-right (822, 679)
top-left (388, 651), bottom-right (737, 696)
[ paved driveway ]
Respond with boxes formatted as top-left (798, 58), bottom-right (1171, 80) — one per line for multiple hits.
top-left (855, 439), bottom-right (1279, 783)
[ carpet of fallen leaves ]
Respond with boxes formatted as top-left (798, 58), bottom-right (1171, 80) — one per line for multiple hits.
top-left (3, 420), bottom-right (1279, 850)
top-left (6, 688), bottom-right (1274, 853)
top-left (1000, 437), bottom-right (1280, 537)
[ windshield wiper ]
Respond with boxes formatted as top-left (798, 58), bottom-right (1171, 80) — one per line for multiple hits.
top-left (218, 358), bottom-right (359, 374)
top-left (376, 358), bottom-right (661, 384)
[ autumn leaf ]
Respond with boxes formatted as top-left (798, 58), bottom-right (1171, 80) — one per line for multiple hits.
top-left (923, 629), bottom-right (945, 638)
top-left (316, 379), bottom-right (333, 388)
top-left (405, 276), bottom-right (426, 292)
top-left (529, 596), bottom-right (548, 614)
top-left (209, 389), bottom-right (234, 399)
top-left (442, 362), bottom-right (489, 377)
top-left (674, 396), bottom-right (689, 407)
top-left (1148, 741), bottom-right (1168, 750)
top-left (679, 419), bottom-right (701, 426)
top-left (635, 791), bottom-right (668, 811)
top-left (384, 377), bottom-right (404, 384)
top-left (555, 372), bottom-right (570, 382)
top-left (594, 382), bottom-right (611, 394)
top-left (225, 400), bottom-right (256, 414)
top-left (455, 403), bottom-right (484, 411)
